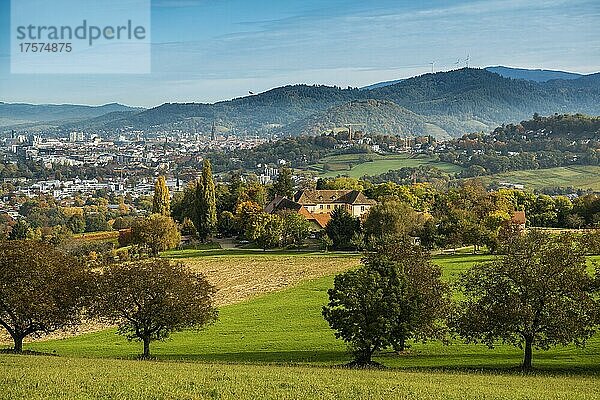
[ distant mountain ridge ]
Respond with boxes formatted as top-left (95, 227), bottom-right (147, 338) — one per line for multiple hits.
top-left (4, 68), bottom-right (600, 139)
top-left (0, 103), bottom-right (143, 128)
top-left (484, 66), bottom-right (584, 82)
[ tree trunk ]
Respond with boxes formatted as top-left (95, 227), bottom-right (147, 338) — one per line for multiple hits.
top-left (522, 335), bottom-right (533, 370)
top-left (13, 335), bottom-right (23, 353)
top-left (395, 337), bottom-right (406, 353)
top-left (142, 336), bottom-right (151, 359)
top-left (355, 345), bottom-right (373, 365)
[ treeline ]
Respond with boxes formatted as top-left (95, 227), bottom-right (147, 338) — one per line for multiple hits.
top-left (317, 177), bottom-right (600, 249)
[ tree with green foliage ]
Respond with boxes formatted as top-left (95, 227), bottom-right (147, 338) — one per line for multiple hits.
top-left (280, 211), bottom-right (311, 247)
top-left (246, 212), bottom-right (282, 250)
top-left (323, 264), bottom-right (396, 366)
top-left (180, 217), bottom-right (197, 237)
top-left (195, 160), bottom-right (217, 240)
top-left (363, 201), bottom-right (426, 242)
top-left (271, 166), bottom-right (294, 199)
top-left (320, 233), bottom-right (333, 252)
top-left (453, 230), bottom-right (598, 370)
top-left (0, 240), bottom-right (92, 352)
top-left (67, 214), bottom-right (86, 234)
top-left (152, 176), bottom-right (170, 216)
top-left (325, 208), bottom-right (361, 250)
top-left (94, 259), bottom-right (217, 359)
top-left (131, 214), bottom-right (181, 256)
top-left (85, 213), bottom-right (109, 233)
top-left (234, 201), bottom-right (263, 239)
top-left (368, 236), bottom-right (452, 351)
top-left (9, 219), bottom-right (30, 240)
top-left (323, 238), bottom-right (451, 365)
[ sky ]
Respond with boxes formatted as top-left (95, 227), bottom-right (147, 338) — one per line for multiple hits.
top-left (0, 0), bottom-right (599, 107)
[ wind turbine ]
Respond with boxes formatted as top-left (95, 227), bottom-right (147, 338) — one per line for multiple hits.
top-left (430, 61), bottom-right (435, 74)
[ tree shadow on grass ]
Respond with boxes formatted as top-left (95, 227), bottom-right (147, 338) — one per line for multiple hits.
top-left (149, 349), bottom-right (600, 377)
top-left (0, 348), bottom-right (58, 356)
top-left (157, 349), bottom-right (350, 364)
top-left (374, 351), bottom-right (600, 377)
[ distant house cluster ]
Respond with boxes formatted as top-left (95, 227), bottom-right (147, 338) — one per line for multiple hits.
top-left (265, 189), bottom-right (376, 229)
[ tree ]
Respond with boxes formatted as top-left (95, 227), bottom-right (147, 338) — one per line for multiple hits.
top-left (0, 240), bottom-right (91, 352)
top-left (195, 160), bottom-right (217, 240)
top-left (170, 182), bottom-right (196, 223)
top-left (9, 219), bottom-right (30, 240)
top-left (325, 208), bottom-right (361, 250)
top-left (131, 214), bottom-right (181, 256)
top-left (453, 230), bottom-right (598, 370)
top-left (363, 201), bottom-right (426, 242)
top-left (271, 166), bottom-right (294, 199)
top-left (368, 236), bottom-right (452, 351)
top-left (234, 201), bottom-right (263, 239)
top-left (85, 213), bottom-right (109, 232)
top-left (152, 176), bottom-right (170, 216)
top-left (95, 259), bottom-right (217, 358)
top-left (246, 212), bottom-right (282, 250)
top-left (180, 217), bottom-right (197, 237)
top-left (67, 214), bottom-right (86, 233)
top-left (320, 233), bottom-right (333, 252)
top-left (280, 211), bottom-right (310, 247)
top-left (323, 238), bottom-right (451, 366)
top-left (322, 265), bottom-right (396, 366)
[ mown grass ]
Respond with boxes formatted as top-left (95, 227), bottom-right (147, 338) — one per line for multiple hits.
top-left (2, 354), bottom-right (599, 400)
top-left (487, 165), bottom-right (600, 192)
top-left (311, 153), bottom-right (462, 178)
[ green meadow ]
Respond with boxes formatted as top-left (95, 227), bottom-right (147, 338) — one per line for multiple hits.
top-left (2, 251), bottom-right (600, 399)
top-left (309, 153), bottom-right (462, 178)
top-left (487, 166), bottom-right (600, 192)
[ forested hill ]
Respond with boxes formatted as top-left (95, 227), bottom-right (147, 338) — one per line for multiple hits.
top-left (440, 114), bottom-right (600, 177)
top-left (484, 66), bottom-right (583, 82)
top-left (33, 68), bottom-right (600, 138)
top-left (278, 99), bottom-right (446, 138)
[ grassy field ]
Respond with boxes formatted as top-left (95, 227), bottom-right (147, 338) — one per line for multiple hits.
top-left (3, 251), bottom-right (600, 399)
top-left (2, 355), bottom-right (600, 400)
top-left (309, 153), bottom-right (462, 178)
top-left (488, 166), bottom-right (600, 192)
top-left (25, 253), bottom-right (600, 370)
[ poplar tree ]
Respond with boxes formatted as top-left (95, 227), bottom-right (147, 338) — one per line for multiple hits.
top-left (272, 166), bottom-right (294, 199)
top-left (152, 176), bottom-right (170, 216)
top-left (196, 159), bottom-right (217, 240)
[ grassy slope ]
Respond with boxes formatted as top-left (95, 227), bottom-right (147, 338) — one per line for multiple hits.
top-left (4, 253), bottom-right (600, 399)
top-left (27, 254), bottom-right (600, 371)
top-left (486, 166), bottom-right (600, 191)
top-left (311, 154), bottom-right (462, 178)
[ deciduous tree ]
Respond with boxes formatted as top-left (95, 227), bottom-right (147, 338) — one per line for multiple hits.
top-left (131, 214), bottom-right (181, 256)
top-left (152, 176), bottom-right (170, 216)
top-left (325, 208), bottom-right (361, 250)
top-left (0, 240), bottom-right (91, 352)
top-left (453, 230), bottom-right (598, 369)
top-left (95, 259), bottom-right (217, 358)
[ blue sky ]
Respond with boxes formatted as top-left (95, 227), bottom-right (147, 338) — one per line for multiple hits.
top-left (0, 0), bottom-right (599, 107)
